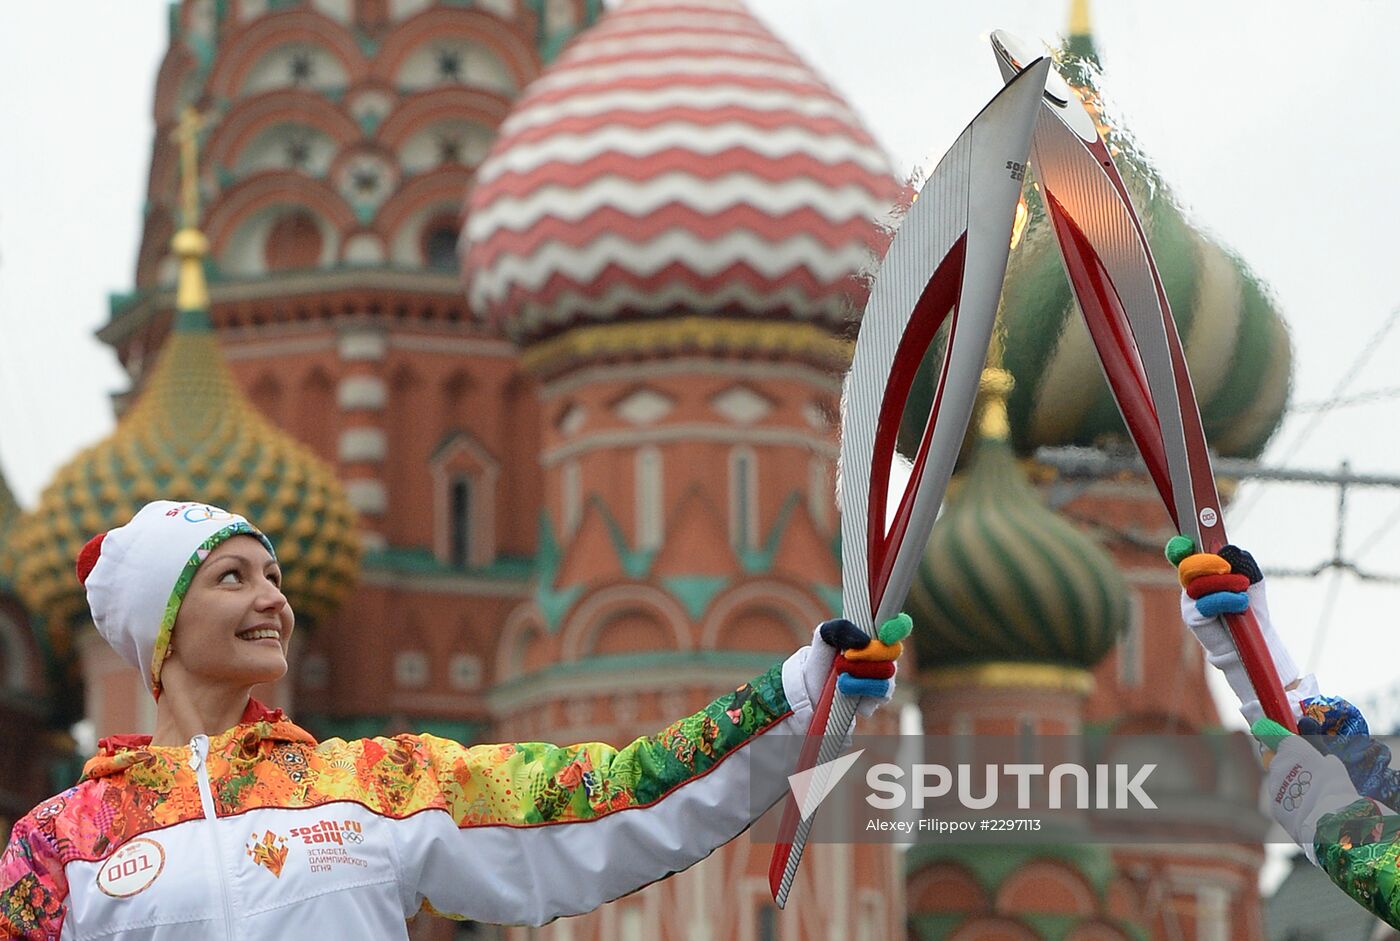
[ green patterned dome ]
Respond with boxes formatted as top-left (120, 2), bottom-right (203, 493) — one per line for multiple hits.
top-left (998, 27), bottom-right (1292, 459)
top-left (907, 386), bottom-right (1128, 669)
top-left (1001, 179), bottom-right (1291, 459)
top-left (11, 231), bottom-right (361, 685)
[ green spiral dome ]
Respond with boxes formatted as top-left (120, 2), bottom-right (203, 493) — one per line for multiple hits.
top-left (1000, 164), bottom-right (1292, 458)
top-left (900, 34), bottom-right (1292, 461)
top-left (907, 426), bottom-right (1128, 669)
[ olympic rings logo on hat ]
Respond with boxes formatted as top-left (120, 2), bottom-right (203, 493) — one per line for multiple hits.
top-left (1280, 769), bottom-right (1312, 812)
top-left (164, 503), bottom-right (234, 523)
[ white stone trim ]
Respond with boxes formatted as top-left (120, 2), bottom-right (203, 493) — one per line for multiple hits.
top-left (337, 375), bottom-right (387, 410)
top-left (338, 326), bottom-right (387, 361)
top-left (338, 427), bottom-right (387, 462)
top-left (345, 478), bottom-right (387, 515)
top-left (636, 446), bottom-right (663, 550)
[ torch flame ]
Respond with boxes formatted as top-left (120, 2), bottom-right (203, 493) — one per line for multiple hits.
top-left (1010, 197), bottom-right (1029, 250)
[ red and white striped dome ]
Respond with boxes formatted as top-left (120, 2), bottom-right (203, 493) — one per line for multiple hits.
top-left (463, 0), bottom-right (901, 343)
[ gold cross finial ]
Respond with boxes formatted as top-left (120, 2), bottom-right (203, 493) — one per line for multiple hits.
top-left (171, 106), bottom-right (206, 229)
top-left (170, 106), bottom-right (211, 314)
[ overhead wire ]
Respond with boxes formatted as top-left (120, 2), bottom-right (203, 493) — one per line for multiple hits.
top-left (1230, 303), bottom-right (1400, 526)
top-left (1289, 386), bottom-right (1400, 413)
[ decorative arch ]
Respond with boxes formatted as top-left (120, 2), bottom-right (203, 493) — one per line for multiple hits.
top-left (371, 8), bottom-right (539, 91)
top-left (375, 87), bottom-right (511, 150)
top-left (497, 602), bottom-right (550, 682)
top-left (396, 119), bottom-right (496, 176)
top-left (995, 860), bottom-right (1097, 915)
top-left (699, 579), bottom-right (818, 652)
top-left (378, 167), bottom-right (473, 266)
top-left (561, 584), bottom-right (692, 662)
top-left (206, 172), bottom-right (355, 273)
top-left (906, 861), bottom-right (988, 913)
top-left (208, 11), bottom-right (367, 99)
top-left (205, 90), bottom-right (361, 172)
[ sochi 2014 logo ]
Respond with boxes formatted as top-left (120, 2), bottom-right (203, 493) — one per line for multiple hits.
top-left (245, 830), bottom-right (290, 878)
top-left (1279, 767), bottom-right (1313, 812)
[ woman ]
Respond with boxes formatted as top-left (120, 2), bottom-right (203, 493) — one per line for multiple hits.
top-left (0, 501), bottom-right (907, 938)
top-left (1172, 539), bottom-right (1400, 927)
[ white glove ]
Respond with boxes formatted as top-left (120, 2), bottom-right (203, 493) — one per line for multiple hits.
top-left (1265, 734), bottom-right (1371, 863)
top-left (781, 622), bottom-right (898, 723)
top-left (1180, 575), bottom-right (1317, 724)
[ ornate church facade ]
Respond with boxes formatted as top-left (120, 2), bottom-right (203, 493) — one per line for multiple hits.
top-left (0, 1), bottom-right (1300, 939)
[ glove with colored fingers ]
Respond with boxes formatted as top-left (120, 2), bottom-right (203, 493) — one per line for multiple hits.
top-left (1253, 717), bottom-right (1385, 864)
top-left (1166, 538), bottom-right (1317, 723)
top-left (1297, 696), bottom-right (1400, 812)
top-left (789, 614), bottom-right (910, 721)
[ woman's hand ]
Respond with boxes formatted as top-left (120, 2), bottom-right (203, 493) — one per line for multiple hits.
top-left (1166, 539), bottom-right (1313, 722)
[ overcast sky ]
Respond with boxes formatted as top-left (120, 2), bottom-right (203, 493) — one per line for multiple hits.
top-left (3, 2), bottom-right (1400, 729)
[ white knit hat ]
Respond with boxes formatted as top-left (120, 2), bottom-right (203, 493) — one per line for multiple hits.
top-left (77, 500), bottom-right (276, 697)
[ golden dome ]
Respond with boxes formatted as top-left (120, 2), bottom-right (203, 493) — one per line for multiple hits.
top-left (12, 271), bottom-right (360, 671)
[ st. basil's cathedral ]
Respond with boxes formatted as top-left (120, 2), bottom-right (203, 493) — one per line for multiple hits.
top-left (0, 0), bottom-right (1307, 938)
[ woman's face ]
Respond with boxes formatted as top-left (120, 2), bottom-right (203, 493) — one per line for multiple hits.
top-left (166, 534), bottom-right (295, 688)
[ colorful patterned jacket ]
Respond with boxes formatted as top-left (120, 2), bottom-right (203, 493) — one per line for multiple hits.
top-left (0, 654), bottom-right (811, 939)
top-left (1311, 797), bottom-right (1400, 928)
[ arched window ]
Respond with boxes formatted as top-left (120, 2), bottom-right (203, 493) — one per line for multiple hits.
top-left (729, 447), bottom-right (758, 551)
top-left (421, 215), bottom-right (459, 270)
top-left (264, 210), bottom-right (323, 271)
top-left (636, 447), bottom-right (662, 550)
top-left (431, 431), bottom-right (498, 569)
top-left (449, 477), bottom-right (471, 568)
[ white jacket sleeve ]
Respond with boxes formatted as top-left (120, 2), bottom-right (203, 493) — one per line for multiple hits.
top-left (385, 653), bottom-right (815, 926)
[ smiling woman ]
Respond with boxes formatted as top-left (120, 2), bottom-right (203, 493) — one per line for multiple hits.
top-left (153, 534), bottom-right (296, 743)
top-left (0, 500), bottom-right (909, 938)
